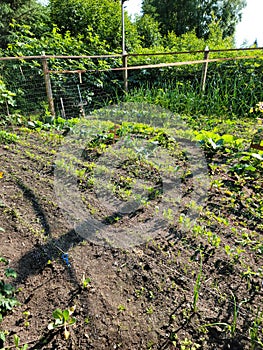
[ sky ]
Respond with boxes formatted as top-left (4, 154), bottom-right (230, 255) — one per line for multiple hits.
top-left (125, 0), bottom-right (263, 48)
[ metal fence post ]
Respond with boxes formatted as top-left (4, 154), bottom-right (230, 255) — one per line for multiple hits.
top-left (41, 54), bottom-right (55, 116)
top-left (201, 46), bottom-right (209, 92)
top-left (122, 53), bottom-right (128, 92)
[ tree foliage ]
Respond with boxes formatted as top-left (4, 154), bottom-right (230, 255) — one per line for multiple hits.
top-left (142, 0), bottom-right (246, 39)
top-left (50, 0), bottom-right (123, 50)
top-left (135, 14), bottom-right (163, 48)
top-left (0, 0), bottom-right (51, 49)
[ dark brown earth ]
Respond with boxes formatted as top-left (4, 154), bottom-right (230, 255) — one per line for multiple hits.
top-left (0, 126), bottom-right (263, 349)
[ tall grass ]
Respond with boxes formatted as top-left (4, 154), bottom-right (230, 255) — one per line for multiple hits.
top-left (124, 59), bottom-right (263, 118)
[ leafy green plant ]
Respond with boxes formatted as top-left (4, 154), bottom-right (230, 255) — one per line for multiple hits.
top-left (249, 101), bottom-right (263, 117)
top-left (0, 333), bottom-right (28, 350)
top-left (81, 275), bottom-right (91, 289)
top-left (0, 130), bottom-right (18, 144)
top-left (224, 245), bottom-right (245, 264)
top-left (0, 258), bottom-right (19, 323)
top-left (249, 309), bottom-right (263, 349)
top-left (0, 79), bottom-right (16, 116)
top-left (48, 307), bottom-right (76, 340)
top-left (249, 104), bottom-right (263, 149)
top-left (195, 130), bottom-right (245, 152)
top-left (169, 333), bottom-right (201, 350)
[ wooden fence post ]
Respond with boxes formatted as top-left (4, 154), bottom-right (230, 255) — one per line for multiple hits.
top-left (201, 46), bottom-right (209, 92)
top-left (42, 54), bottom-right (55, 116)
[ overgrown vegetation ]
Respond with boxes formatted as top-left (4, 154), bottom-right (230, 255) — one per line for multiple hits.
top-left (0, 0), bottom-right (262, 118)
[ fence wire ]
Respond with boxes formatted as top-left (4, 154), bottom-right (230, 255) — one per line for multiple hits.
top-left (0, 48), bottom-right (263, 118)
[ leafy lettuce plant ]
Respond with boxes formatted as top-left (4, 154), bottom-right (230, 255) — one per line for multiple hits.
top-left (48, 307), bottom-right (76, 340)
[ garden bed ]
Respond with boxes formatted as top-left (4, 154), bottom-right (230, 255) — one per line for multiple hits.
top-left (0, 105), bottom-right (262, 349)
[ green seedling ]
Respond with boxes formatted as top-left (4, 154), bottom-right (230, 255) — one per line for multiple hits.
top-left (48, 307), bottom-right (76, 340)
top-left (0, 330), bottom-right (7, 345)
top-left (202, 292), bottom-right (246, 338)
top-left (146, 307), bottom-right (154, 315)
top-left (22, 311), bottom-right (31, 327)
top-left (117, 304), bottom-right (126, 312)
top-left (249, 309), bottom-right (263, 349)
top-left (180, 337), bottom-right (201, 350)
top-left (224, 245), bottom-right (245, 263)
top-left (13, 334), bottom-right (28, 350)
top-left (81, 274), bottom-right (91, 289)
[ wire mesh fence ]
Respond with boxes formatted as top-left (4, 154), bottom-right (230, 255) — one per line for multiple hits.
top-left (0, 47), bottom-right (263, 118)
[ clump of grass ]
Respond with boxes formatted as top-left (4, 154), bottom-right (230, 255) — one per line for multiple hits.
top-left (0, 130), bottom-right (18, 144)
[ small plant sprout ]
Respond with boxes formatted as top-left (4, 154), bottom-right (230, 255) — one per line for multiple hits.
top-left (22, 311), bottom-right (31, 327)
top-left (146, 306), bottom-right (154, 315)
top-left (249, 309), bottom-right (263, 349)
top-left (81, 274), bottom-right (91, 289)
top-left (48, 306), bottom-right (76, 340)
top-left (117, 304), bottom-right (126, 312)
top-left (180, 337), bottom-right (201, 350)
top-left (224, 245), bottom-right (245, 263)
top-left (202, 291), bottom-right (247, 338)
top-left (13, 334), bottom-right (28, 350)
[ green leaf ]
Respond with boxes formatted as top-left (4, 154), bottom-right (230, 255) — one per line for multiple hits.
top-left (52, 308), bottom-right (63, 320)
top-left (0, 331), bottom-right (6, 342)
top-left (0, 257), bottom-right (8, 265)
top-left (13, 334), bottom-right (19, 347)
top-left (3, 283), bottom-right (16, 295)
top-left (62, 309), bottom-right (70, 322)
top-left (5, 268), bottom-right (17, 278)
top-left (27, 121), bottom-right (36, 128)
top-left (244, 165), bottom-right (256, 172)
top-left (221, 134), bottom-right (234, 143)
top-left (68, 317), bottom-right (76, 326)
top-left (54, 318), bottom-right (63, 326)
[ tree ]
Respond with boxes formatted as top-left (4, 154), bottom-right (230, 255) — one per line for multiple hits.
top-left (0, 0), bottom-right (51, 49)
top-left (142, 0), bottom-right (246, 39)
top-left (50, 0), bottom-right (123, 50)
top-left (135, 14), bottom-right (163, 48)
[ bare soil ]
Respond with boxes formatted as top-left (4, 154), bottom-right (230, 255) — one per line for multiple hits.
top-left (0, 125), bottom-right (262, 349)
